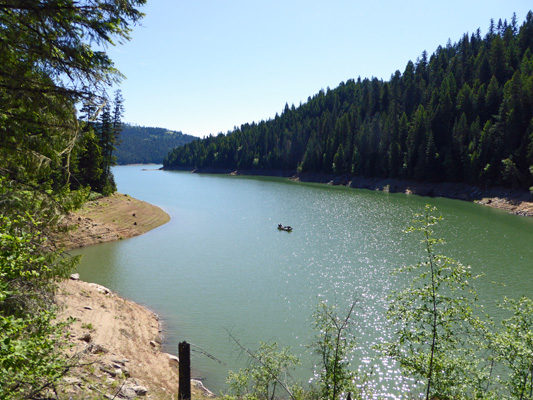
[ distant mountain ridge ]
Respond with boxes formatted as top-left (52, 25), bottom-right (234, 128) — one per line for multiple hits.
top-left (115, 124), bottom-right (196, 165)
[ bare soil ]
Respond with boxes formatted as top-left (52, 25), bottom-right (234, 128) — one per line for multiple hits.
top-left (54, 192), bottom-right (171, 250)
top-left (56, 279), bottom-right (213, 399)
top-left (54, 194), bottom-right (214, 399)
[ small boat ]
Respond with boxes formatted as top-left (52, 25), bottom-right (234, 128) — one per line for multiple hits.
top-left (277, 224), bottom-right (293, 232)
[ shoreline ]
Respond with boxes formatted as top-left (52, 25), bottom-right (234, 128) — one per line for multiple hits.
top-left (56, 278), bottom-right (215, 399)
top-left (295, 173), bottom-right (533, 217)
top-left (168, 167), bottom-right (533, 217)
top-left (55, 192), bottom-right (171, 250)
top-left (55, 193), bottom-right (215, 399)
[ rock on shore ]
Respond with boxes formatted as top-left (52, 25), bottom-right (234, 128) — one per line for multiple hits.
top-left (56, 278), bottom-right (214, 399)
top-left (292, 173), bottom-right (533, 217)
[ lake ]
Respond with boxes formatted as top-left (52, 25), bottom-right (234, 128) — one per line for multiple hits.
top-left (72, 165), bottom-right (533, 397)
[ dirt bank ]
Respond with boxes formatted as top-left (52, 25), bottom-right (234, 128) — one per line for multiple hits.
top-left (56, 279), bottom-right (213, 400)
top-left (318, 175), bottom-right (533, 217)
top-left (54, 194), bottom-right (214, 399)
top-left (54, 192), bottom-right (171, 250)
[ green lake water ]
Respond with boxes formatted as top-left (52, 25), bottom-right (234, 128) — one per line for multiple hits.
top-left (72, 165), bottom-right (533, 397)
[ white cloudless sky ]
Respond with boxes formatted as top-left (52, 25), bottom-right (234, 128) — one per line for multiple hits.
top-left (106, 1), bottom-right (533, 138)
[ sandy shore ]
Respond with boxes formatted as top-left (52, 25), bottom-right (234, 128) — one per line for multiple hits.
top-left (54, 192), bottom-right (171, 250)
top-left (54, 194), bottom-right (214, 399)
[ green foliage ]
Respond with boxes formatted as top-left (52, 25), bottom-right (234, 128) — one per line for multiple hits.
top-left (310, 300), bottom-right (359, 400)
top-left (0, 212), bottom-right (78, 399)
top-left (165, 12), bottom-right (533, 189)
top-left (0, 1), bottom-right (145, 398)
top-left (490, 296), bottom-right (533, 399)
top-left (220, 206), bottom-right (533, 399)
top-left (76, 130), bottom-right (105, 190)
top-left (0, 214), bottom-right (77, 316)
top-left (74, 90), bottom-right (126, 195)
top-left (223, 341), bottom-right (302, 400)
top-left (0, 1), bottom-right (145, 193)
top-left (222, 299), bottom-right (361, 400)
top-left (381, 205), bottom-right (491, 400)
top-left (530, 166), bottom-right (533, 193)
top-left (0, 311), bottom-right (74, 399)
top-left (501, 157), bottom-right (524, 187)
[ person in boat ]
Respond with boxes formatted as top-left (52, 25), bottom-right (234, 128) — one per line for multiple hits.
top-left (278, 224), bottom-right (292, 231)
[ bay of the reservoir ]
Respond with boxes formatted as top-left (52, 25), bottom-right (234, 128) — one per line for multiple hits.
top-left (71, 165), bottom-right (533, 395)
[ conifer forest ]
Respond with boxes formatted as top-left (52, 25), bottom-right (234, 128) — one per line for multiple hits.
top-left (165, 13), bottom-right (533, 191)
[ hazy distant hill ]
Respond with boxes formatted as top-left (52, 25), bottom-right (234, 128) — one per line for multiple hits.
top-left (115, 124), bottom-right (197, 165)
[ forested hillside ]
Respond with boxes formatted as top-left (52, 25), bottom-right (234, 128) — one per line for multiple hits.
top-left (115, 124), bottom-right (196, 164)
top-left (165, 12), bottom-right (533, 190)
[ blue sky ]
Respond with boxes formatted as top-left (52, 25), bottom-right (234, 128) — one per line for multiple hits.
top-left (106, 1), bottom-right (532, 138)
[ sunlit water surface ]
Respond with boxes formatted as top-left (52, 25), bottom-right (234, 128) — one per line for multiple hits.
top-left (72, 166), bottom-right (533, 397)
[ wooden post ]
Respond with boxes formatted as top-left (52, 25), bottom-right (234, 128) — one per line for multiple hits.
top-left (178, 341), bottom-right (191, 400)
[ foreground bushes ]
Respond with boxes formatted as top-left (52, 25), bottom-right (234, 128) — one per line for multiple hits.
top-left (222, 206), bottom-right (533, 400)
top-left (0, 213), bottom-right (78, 399)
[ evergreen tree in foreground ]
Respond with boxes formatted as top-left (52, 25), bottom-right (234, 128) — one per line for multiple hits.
top-left (0, 1), bottom-right (145, 397)
top-left (74, 90), bottom-right (125, 194)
